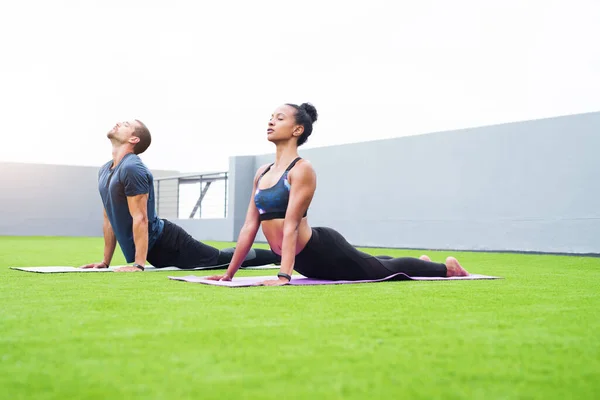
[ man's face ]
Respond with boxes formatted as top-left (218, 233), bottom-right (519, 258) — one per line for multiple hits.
top-left (107, 120), bottom-right (139, 143)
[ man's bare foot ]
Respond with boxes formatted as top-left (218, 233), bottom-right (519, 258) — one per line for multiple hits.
top-left (419, 255), bottom-right (432, 262)
top-left (445, 256), bottom-right (469, 277)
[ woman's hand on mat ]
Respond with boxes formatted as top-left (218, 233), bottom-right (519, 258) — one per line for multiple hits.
top-left (205, 274), bottom-right (232, 281)
top-left (80, 262), bottom-right (108, 269)
top-left (259, 277), bottom-right (289, 286)
top-left (114, 266), bottom-right (143, 272)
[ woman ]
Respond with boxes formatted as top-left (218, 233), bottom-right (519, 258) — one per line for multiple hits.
top-left (207, 103), bottom-right (468, 286)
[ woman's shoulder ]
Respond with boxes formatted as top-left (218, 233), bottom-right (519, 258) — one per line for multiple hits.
top-left (252, 163), bottom-right (274, 184)
top-left (255, 163), bottom-right (273, 176)
top-left (289, 158), bottom-right (316, 181)
top-left (294, 157), bottom-right (314, 171)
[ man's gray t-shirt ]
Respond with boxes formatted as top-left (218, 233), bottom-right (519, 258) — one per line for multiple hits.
top-left (98, 153), bottom-right (164, 263)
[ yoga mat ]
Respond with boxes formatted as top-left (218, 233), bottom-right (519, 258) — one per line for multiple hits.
top-left (168, 273), bottom-right (501, 287)
top-left (10, 264), bottom-right (278, 273)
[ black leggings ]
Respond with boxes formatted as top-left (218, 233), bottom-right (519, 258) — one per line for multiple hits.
top-left (294, 227), bottom-right (447, 280)
top-left (147, 219), bottom-right (281, 269)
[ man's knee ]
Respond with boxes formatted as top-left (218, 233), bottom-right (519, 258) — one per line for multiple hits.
top-left (221, 247), bottom-right (256, 261)
top-left (220, 247), bottom-right (256, 261)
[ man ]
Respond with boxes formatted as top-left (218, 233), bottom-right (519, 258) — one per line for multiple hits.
top-left (80, 119), bottom-right (280, 272)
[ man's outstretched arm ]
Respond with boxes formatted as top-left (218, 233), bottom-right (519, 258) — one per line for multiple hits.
top-left (80, 209), bottom-right (117, 269)
top-left (113, 194), bottom-right (149, 272)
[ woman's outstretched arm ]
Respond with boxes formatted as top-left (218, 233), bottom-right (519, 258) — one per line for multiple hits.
top-left (260, 161), bottom-right (316, 286)
top-left (205, 165), bottom-right (270, 281)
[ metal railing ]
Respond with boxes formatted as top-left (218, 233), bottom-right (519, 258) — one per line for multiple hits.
top-left (154, 171), bottom-right (228, 219)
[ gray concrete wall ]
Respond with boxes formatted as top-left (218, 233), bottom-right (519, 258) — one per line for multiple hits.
top-left (0, 162), bottom-right (177, 237)
top-left (3, 111), bottom-right (598, 255)
top-left (228, 156), bottom-right (257, 241)
top-left (168, 218), bottom-right (233, 242)
top-left (155, 178), bottom-right (179, 220)
top-left (248, 112), bottom-right (600, 254)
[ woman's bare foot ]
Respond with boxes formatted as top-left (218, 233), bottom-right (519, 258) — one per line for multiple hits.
top-left (445, 256), bottom-right (469, 277)
top-left (419, 255), bottom-right (431, 262)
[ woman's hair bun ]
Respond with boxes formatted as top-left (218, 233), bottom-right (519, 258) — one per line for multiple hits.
top-left (299, 103), bottom-right (318, 123)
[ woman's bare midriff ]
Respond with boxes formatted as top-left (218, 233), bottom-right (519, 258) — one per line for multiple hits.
top-left (260, 218), bottom-right (313, 256)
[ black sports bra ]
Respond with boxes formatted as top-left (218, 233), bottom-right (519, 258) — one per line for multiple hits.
top-left (253, 157), bottom-right (307, 221)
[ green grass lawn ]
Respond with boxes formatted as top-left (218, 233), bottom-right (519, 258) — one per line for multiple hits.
top-left (1, 236), bottom-right (599, 400)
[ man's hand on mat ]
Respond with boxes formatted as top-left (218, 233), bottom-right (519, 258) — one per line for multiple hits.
top-left (80, 262), bottom-right (109, 269)
top-left (114, 266), bottom-right (143, 272)
top-left (205, 274), bottom-right (232, 281)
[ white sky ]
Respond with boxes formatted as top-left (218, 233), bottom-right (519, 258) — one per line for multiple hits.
top-left (1, 0), bottom-right (598, 173)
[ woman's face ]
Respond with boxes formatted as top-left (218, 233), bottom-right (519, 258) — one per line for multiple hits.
top-left (267, 105), bottom-right (303, 144)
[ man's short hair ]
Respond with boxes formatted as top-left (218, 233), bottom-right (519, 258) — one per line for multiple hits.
top-left (132, 120), bottom-right (151, 154)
